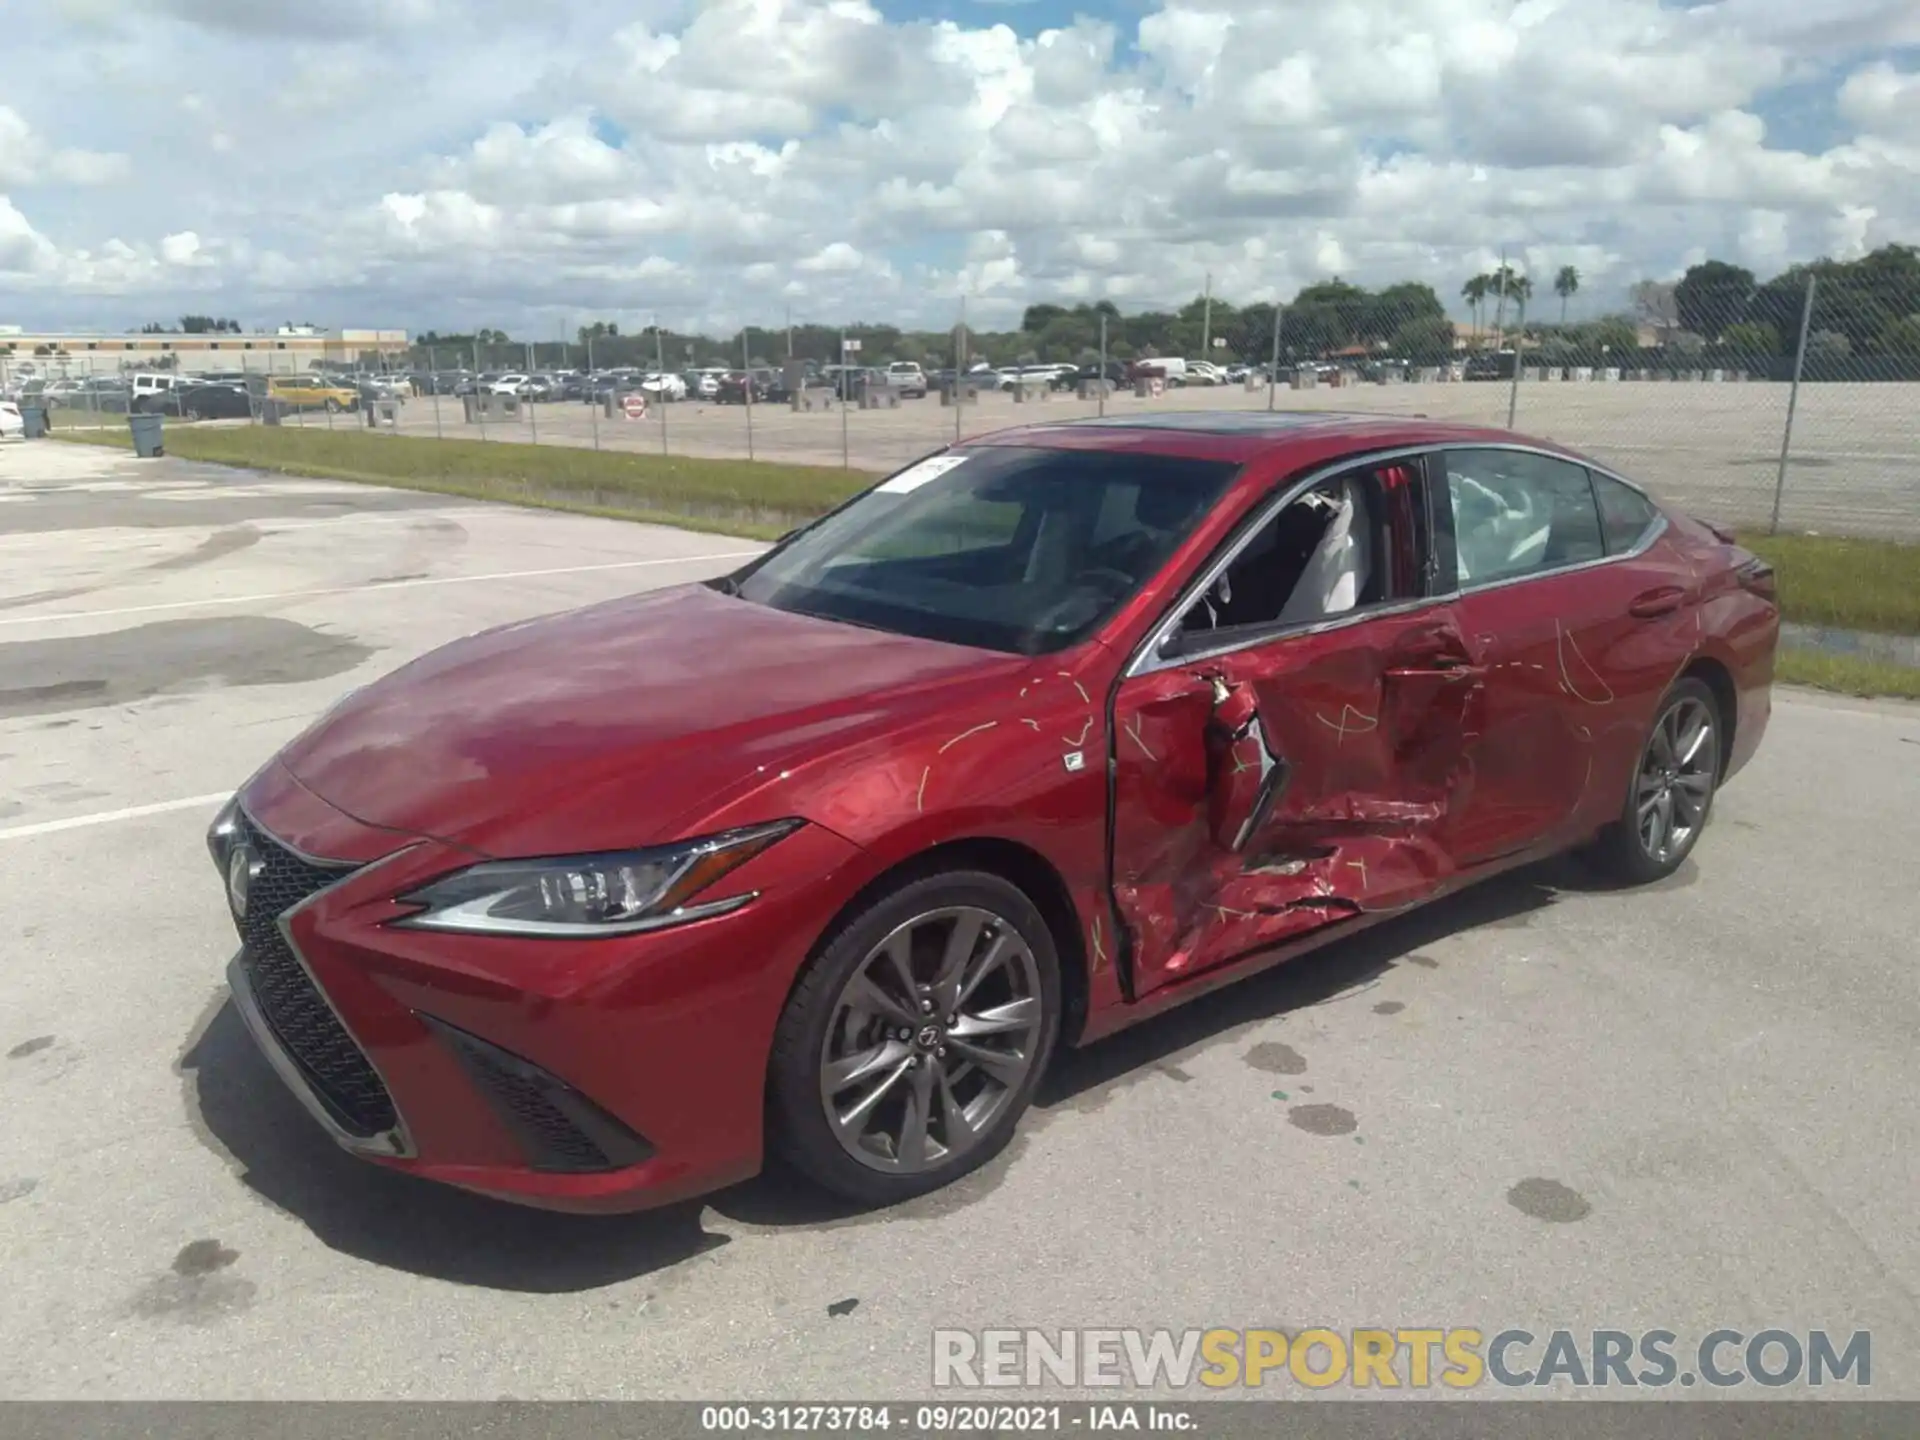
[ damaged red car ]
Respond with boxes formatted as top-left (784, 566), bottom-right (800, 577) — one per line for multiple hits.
top-left (208, 412), bottom-right (1778, 1212)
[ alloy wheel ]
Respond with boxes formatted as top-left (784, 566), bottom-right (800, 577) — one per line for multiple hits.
top-left (1635, 695), bottom-right (1717, 865)
top-left (818, 905), bottom-right (1044, 1175)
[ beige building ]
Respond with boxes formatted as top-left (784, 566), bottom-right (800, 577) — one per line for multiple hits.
top-left (0, 326), bottom-right (410, 380)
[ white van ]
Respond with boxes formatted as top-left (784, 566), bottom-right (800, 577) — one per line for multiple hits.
top-left (130, 373), bottom-right (180, 400)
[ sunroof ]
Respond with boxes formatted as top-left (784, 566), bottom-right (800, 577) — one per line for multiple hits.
top-left (1053, 410), bottom-right (1397, 433)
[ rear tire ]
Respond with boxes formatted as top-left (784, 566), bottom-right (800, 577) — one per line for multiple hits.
top-left (767, 869), bottom-right (1061, 1206)
top-left (1584, 677), bottom-right (1721, 884)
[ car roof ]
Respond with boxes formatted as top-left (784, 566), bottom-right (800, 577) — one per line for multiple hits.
top-left (960, 409), bottom-right (1583, 468)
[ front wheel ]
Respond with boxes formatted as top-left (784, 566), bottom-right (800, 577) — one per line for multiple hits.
top-left (767, 870), bottom-right (1061, 1206)
top-left (1585, 678), bottom-right (1721, 883)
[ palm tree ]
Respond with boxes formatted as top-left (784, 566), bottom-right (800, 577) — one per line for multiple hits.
top-left (1509, 275), bottom-right (1534, 348)
top-left (1554, 265), bottom-right (1580, 324)
top-left (1461, 275), bottom-right (1490, 344)
top-left (1486, 264), bottom-right (1520, 340)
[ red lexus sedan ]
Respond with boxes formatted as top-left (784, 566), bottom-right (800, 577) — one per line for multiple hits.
top-left (208, 412), bottom-right (1777, 1212)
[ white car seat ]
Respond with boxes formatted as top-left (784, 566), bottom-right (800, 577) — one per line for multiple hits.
top-left (1277, 478), bottom-right (1372, 624)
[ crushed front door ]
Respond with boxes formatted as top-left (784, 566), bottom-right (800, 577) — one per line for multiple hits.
top-left (1108, 606), bottom-right (1486, 997)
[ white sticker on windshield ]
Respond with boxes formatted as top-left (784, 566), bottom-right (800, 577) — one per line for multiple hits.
top-left (877, 454), bottom-right (970, 493)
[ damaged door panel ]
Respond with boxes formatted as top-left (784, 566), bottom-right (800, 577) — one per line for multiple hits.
top-left (1110, 609), bottom-right (1487, 996)
top-left (1105, 453), bottom-right (1498, 999)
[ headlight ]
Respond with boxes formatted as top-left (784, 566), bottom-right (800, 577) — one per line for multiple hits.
top-left (391, 819), bottom-right (802, 938)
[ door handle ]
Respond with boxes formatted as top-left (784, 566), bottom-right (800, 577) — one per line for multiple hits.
top-left (1628, 587), bottom-right (1686, 619)
top-left (1386, 654), bottom-right (1484, 682)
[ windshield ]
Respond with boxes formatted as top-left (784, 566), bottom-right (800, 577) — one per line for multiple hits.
top-left (726, 445), bottom-right (1236, 655)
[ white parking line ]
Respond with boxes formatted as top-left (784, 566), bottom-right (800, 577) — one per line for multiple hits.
top-left (0, 793), bottom-right (231, 842)
top-left (0, 550), bottom-right (761, 627)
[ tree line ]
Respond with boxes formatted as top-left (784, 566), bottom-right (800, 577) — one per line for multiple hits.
top-left (404, 242), bottom-right (1916, 371)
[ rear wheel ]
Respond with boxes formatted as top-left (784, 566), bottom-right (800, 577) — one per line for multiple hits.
top-left (324, 399), bottom-right (341, 414)
top-left (1585, 678), bottom-right (1721, 883)
top-left (768, 870), bottom-right (1061, 1205)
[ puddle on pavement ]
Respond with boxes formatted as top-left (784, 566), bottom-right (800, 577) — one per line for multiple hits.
top-left (0, 616), bottom-right (374, 718)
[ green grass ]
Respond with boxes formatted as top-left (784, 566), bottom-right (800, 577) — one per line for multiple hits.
top-left (1776, 648), bottom-right (1920, 701)
top-left (1739, 531), bottom-right (1920, 637)
top-left (58, 425), bottom-right (876, 540)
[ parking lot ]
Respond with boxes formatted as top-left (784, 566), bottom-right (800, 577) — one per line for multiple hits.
top-left (348, 378), bottom-right (1920, 539)
top-left (3, 441), bottom-right (1919, 1400)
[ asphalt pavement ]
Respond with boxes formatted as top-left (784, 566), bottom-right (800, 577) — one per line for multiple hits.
top-left (2, 441), bottom-right (1916, 1401)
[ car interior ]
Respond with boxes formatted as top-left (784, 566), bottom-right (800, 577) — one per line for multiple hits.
top-left (1173, 462), bottom-right (1426, 645)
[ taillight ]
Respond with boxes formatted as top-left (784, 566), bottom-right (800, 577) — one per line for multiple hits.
top-left (1736, 557), bottom-right (1777, 603)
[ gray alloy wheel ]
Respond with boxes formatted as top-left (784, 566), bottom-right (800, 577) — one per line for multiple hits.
top-left (819, 905), bottom-right (1045, 1175)
top-left (1585, 676), bottom-right (1722, 884)
top-left (1635, 693), bottom-right (1718, 867)
top-left (768, 870), bottom-right (1061, 1205)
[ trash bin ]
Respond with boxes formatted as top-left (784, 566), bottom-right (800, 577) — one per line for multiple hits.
top-left (128, 412), bottom-right (165, 458)
top-left (20, 405), bottom-right (48, 439)
top-left (260, 399), bottom-right (283, 426)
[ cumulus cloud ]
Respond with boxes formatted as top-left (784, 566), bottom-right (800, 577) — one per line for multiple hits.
top-left (0, 105), bottom-right (130, 189)
top-left (0, 0), bottom-right (1916, 331)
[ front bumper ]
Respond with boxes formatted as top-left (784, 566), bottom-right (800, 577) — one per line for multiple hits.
top-left (216, 762), bottom-right (867, 1212)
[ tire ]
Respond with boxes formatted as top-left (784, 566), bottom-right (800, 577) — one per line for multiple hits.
top-left (1583, 677), bottom-right (1722, 884)
top-left (767, 869), bottom-right (1062, 1206)
top-left (324, 399), bottom-right (341, 414)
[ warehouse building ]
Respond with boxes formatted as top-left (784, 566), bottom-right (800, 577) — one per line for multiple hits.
top-left (0, 326), bottom-right (410, 382)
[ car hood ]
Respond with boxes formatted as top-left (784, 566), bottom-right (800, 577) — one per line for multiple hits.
top-left (275, 582), bottom-right (1027, 856)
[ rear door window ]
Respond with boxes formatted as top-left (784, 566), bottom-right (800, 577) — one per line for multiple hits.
top-left (1440, 449), bottom-right (1605, 587)
top-left (1592, 472), bottom-right (1662, 554)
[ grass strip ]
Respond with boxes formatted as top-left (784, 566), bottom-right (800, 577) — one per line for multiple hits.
top-left (1774, 648), bottom-right (1920, 701)
top-left (57, 424), bottom-right (875, 538)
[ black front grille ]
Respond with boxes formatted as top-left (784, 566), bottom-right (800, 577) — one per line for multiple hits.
top-left (420, 1016), bottom-right (653, 1174)
top-left (231, 815), bottom-right (398, 1138)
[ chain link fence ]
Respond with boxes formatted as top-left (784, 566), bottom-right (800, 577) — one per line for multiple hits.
top-left (6, 270), bottom-right (1915, 539)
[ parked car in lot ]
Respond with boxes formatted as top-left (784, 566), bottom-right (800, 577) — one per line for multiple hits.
top-left (139, 382), bottom-right (257, 421)
top-left (0, 399), bottom-right (22, 440)
top-left (885, 362), bottom-right (928, 398)
top-left (714, 368), bottom-right (789, 404)
top-left (207, 411), bottom-right (1778, 1214)
top-left (1070, 360), bottom-right (1131, 387)
top-left (266, 375), bottom-right (360, 413)
top-left (1132, 357), bottom-right (1189, 385)
top-left (51, 377), bottom-right (133, 413)
top-left (638, 371), bottom-right (689, 401)
top-left (1183, 361), bottom-right (1229, 386)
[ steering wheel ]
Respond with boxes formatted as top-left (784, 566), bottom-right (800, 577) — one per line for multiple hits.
top-left (1069, 566), bottom-right (1137, 594)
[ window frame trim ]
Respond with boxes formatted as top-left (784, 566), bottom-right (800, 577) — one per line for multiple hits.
top-left (1126, 441), bottom-right (1668, 677)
